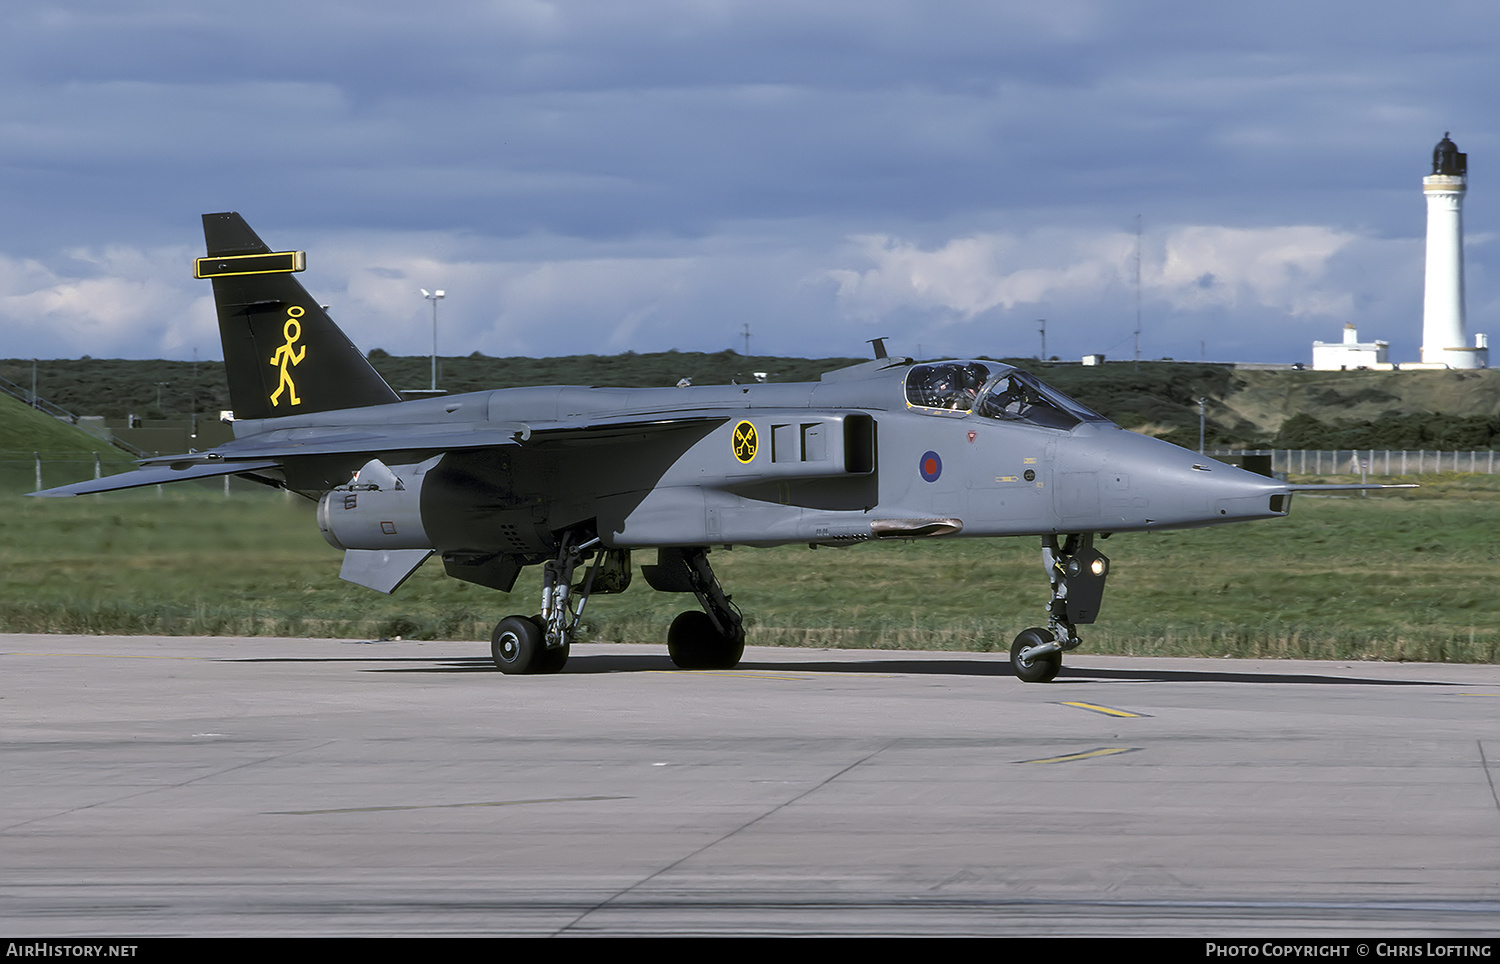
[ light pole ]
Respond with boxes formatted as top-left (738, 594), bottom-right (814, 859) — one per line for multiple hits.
top-left (421, 289), bottom-right (445, 391)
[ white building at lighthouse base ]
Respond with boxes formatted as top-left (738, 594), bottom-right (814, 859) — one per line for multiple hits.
top-left (1312, 324), bottom-right (1393, 371)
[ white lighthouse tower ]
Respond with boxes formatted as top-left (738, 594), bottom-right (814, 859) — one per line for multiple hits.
top-left (1420, 133), bottom-right (1488, 368)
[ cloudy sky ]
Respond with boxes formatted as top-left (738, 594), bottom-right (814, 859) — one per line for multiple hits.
top-left (2, 1), bottom-right (1496, 367)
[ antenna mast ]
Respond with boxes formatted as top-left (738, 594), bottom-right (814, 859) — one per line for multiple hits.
top-left (1134, 215), bottom-right (1142, 371)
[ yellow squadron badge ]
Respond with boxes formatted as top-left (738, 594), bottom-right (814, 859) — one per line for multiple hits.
top-left (732, 420), bottom-right (758, 463)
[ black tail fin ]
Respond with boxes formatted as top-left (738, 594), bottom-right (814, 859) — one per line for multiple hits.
top-left (198, 212), bottom-right (400, 421)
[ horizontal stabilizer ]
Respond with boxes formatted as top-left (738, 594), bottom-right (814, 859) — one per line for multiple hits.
top-left (29, 460), bottom-right (283, 498)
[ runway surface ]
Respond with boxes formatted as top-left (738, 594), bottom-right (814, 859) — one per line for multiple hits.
top-left (3, 634), bottom-right (1499, 937)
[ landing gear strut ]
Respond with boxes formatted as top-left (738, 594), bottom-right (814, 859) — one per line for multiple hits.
top-left (490, 533), bottom-right (631, 675)
top-left (1010, 533), bottom-right (1109, 683)
top-left (644, 547), bottom-right (745, 670)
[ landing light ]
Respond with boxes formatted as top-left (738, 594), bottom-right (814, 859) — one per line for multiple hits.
top-left (1064, 557), bottom-right (1108, 578)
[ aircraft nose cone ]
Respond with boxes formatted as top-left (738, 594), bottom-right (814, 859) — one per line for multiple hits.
top-left (1057, 427), bottom-right (1289, 531)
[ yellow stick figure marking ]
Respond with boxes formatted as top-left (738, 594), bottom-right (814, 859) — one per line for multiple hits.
top-left (269, 306), bottom-right (306, 407)
top-left (732, 420), bottom-right (758, 463)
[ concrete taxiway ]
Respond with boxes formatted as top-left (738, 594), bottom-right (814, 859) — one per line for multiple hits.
top-left (3, 634), bottom-right (1498, 937)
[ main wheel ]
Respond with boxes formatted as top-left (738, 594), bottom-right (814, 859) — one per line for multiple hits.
top-left (532, 642), bottom-right (570, 674)
top-left (667, 610), bottom-right (745, 670)
top-left (1010, 627), bottom-right (1062, 683)
top-left (525, 614), bottom-right (569, 674)
top-left (491, 615), bottom-right (545, 674)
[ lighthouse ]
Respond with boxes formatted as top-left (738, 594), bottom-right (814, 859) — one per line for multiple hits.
top-left (1421, 133), bottom-right (1488, 368)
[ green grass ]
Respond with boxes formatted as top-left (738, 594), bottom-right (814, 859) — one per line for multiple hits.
top-left (0, 392), bottom-right (136, 493)
top-left (2, 477), bottom-right (1497, 663)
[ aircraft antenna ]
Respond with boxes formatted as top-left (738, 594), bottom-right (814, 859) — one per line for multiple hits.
top-left (1133, 215), bottom-right (1142, 371)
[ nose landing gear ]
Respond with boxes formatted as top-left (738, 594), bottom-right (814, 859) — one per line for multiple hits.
top-left (1010, 532), bottom-right (1109, 683)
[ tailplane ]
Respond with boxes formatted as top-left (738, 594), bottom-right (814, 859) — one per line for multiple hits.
top-left (198, 212), bottom-right (400, 420)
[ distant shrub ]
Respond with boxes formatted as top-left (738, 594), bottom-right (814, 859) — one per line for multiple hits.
top-left (1275, 412), bottom-right (1500, 450)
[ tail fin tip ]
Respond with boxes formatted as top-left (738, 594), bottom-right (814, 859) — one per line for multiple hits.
top-left (202, 212), bottom-right (271, 257)
top-left (198, 213), bottom-right (401, 420)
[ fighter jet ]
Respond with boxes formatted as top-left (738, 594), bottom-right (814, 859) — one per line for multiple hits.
top-left (33, 213), bottom-right (1400, 681)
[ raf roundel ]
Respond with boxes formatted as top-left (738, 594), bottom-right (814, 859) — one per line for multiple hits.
top-left (919, 450), bottom-right (942, 482)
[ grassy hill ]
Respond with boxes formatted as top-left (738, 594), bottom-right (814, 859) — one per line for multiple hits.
top-left (1212, 368), bottom-right (1500, 450)
top-left (0, 392), bottom-right (136, 492)
top-left (1222, 368), bottom-right (1500, 426)
top-left (6, 353), bottom-right (1500, 451)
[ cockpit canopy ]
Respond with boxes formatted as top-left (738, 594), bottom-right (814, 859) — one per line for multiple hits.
top-left (904, 361), bottom-right (1110, 431)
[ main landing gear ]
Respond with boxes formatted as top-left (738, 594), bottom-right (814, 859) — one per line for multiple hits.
top-left (491, 533), bottom-right (627, 675)
top-left (654, 547), bottom-right (745, 670)
top-left (1010, 533), bottom-right (1110, 683)
top-left (489, 539), bottom-right (745, 674)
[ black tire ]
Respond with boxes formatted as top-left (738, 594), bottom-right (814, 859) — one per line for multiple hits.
top-left (1010, 627), bottom-right (1062, 683)
top-left (667, 610), bottom-right (745, 670)
top-left (532, 642), bottom-right (570, 674)
top-left (525, 615), bottom-right (569, 674)
top-left (491, 615), bottom-right (544, 674)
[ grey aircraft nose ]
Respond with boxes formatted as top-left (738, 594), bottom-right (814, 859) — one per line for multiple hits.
top-left (1055, 425), bottom-right (1291, 533)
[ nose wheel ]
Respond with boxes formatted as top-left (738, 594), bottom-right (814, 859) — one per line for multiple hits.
top-left (1009, 533), bottom-right (1109, 683)
top-left (1010, 628), bottom-right (1062, 683)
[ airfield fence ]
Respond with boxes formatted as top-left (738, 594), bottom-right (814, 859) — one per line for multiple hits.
top-left (1209, 449), bottom-right (1499, 476)
top-left (1, 452), bottom-right (105, 492)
